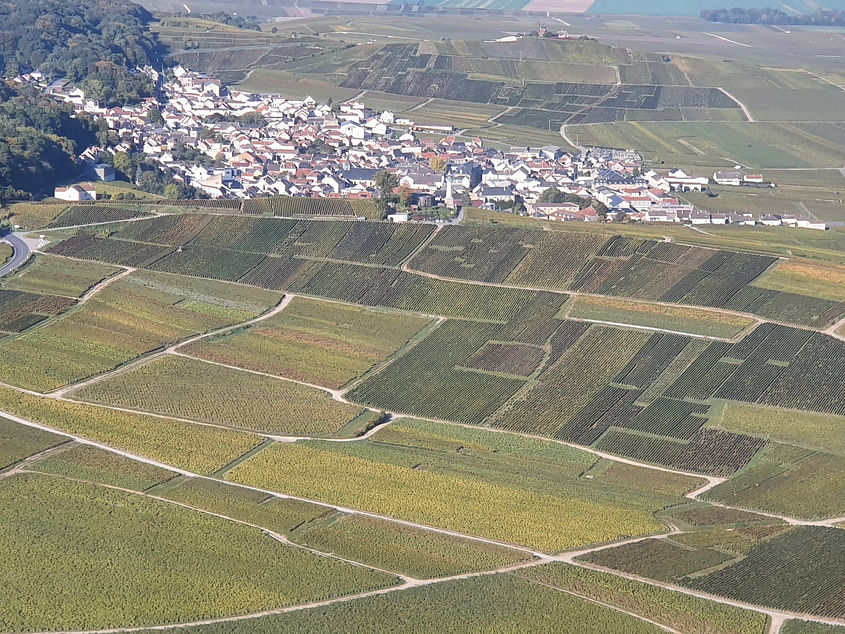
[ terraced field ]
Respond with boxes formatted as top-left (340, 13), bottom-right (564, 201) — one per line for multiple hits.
top-left (72, 356), bottom-right (368, 437)
top-left (338, 41), bottom-right (741, 127)
top-left (227, 418), bottom-right (700, 551)
top-left (0, 474), bottom-right (396, 632)
top-left (581, 526), bottom-right (845, 619)
top-left (185, 297), bottom-right (431, 389)
top-left (2, 211), bottom-right (842, 631)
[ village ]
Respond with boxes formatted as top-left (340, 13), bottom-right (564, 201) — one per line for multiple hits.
top-left (17, 65), bottom-right (829, 230)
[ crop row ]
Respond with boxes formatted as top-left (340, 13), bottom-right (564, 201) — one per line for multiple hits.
top-left (1, 474), bottom-right (392, 632)
top-left (74, 356), bottom-right (365, 437)
top-left (493, 326), bottom-right (651, 438)
top-left (461, 342), bottom-right (544, 377)
top-left (47, 235), bottom-right (173, 268)
top-left (613, 333), bottom-right (690, 389)
top-left (507, 231), bottom-right (618, 290)
top-left (619, 397), bottom-right (709, 440)
top-left (150, 246), bottom-right (265, 282)
top-left (556, 385), bottom-right (644, 446)
top-left (347, 320), bottom-right (526, 424)
top-left (0, 289), bottom-right (77, 333)
top-left (48, 206), bottom-right (153, 228)
top-left (686, 527), bottom-right (844, 619)
top-left (98, 214), bottom-right (212, 246)
top-left (493, 291), bottom-right (568, 346)
top-left (329, 222), bottom-right (435, 267)
top-left (409, 225), bottom-right (531, 284)
top-left (241, 196), bottom-right (379, 218)
top-left (594, 427), bottom-right (765, 476)
top-left (515, 564), bottom-right (768, 634)
top-left (184, 296), bottom-right (430, 390)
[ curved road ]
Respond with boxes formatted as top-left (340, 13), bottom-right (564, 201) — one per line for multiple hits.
top-left (0, 232), bottom-right (31, 277)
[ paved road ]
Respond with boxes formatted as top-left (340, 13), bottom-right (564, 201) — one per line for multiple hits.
top-left (0, 232), bottom-right (30, 277)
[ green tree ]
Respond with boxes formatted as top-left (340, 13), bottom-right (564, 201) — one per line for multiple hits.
top-left (374, 171), bottom-right (399, 217)
top-left (398, 185), bottom-right (413, 209)
top-left (163, 183), bottom-right (181, 199)
top-left (429, 157), bottom-right (447, 172)
top-left (113, 151), bottom-right (132, 177)
top-left (148, 107), bottom-right (164, 125)
top-left (539, 187), bottom-right (565, 203)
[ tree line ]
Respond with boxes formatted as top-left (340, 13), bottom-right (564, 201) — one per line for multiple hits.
top-left (701, 7), bottom-right (845, 26)
top-left (0, 0), bottom-right (165, 106)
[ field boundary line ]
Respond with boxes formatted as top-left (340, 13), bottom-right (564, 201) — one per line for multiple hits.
top-left (512, 576), bottom-right (681, 634)
top-left (565, 558), bottom-right (845, 630)
top-left (47, 294), bottom-right (293, 399)
top-left (564, 316), bottom-right (738, 342)
top-left (5, 407), bottom-right (845, 631)
top-left (705, 33), bottom-right (753, 48)
top-left (42, 211), bottom-right (165, 232)
top-left (718, 87), bottom-right (755, 122)
top-left (16, 468), bottom-right (414, 581)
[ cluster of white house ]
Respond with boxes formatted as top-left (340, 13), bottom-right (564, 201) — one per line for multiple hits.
top-left (17, 65), bottom-right (827, 229)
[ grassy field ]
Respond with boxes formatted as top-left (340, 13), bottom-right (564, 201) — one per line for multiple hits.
top-left (167, 574), bottom-right (662, 633)
top-left (236, 68), bottom-right (359, 102)
top-left (29, 444), bottom-right (175, 491)
top-left (567, 295), bottom-right (755, 338)
top-left (290, 512), bottom-right (532, 578)
top-left (0, 473), bottom-right (396, 632)
top-left (752, 259), bottom-right (845, 302)
top-left (2, 203), bottom-right (68, 230)
top-left (0, 271), bottom-right (281, 392)
top-left (713, 402), bottom-right (845, 456)
top-left (185, 297), bottom-right (431, 389)
top-left (567, 122), bottom-right (845, 169)
top-left (0, 243), bottom-right (11, 267)
top-left (515, 564), bottom-right (769, 634)
top-left (227, 418), bottom-right (702, 552)
top-left (2, 255), bottom-right (121, 298)
top-left (464, 207), bottom-right (845, 264)
top-left (682, 185), bottom-right (845, 224)
top-left (0, 415), bottom-right (65, 470)
top-left (73, 355), bottom-right (366, 437)
top-left (728, 88), bottom-right (845, 122)
top-left (0, 385), bottom-right (261, 475)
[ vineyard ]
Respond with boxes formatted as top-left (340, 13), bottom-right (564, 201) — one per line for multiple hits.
top-left (154, 476), bottom-right (327, 535)
top-left (0, 289), bottom-right (77, 334)
top-left (0, 272), bottom-right (279, 392)
top-left (167, 575), bottom-right (661, 633)
top-left (348, 320), bottom-right (527, 424)
top-left (0, 415), bottom-right (64, 470)
top-left (44, 217), bottom-right (845, 330)
top-left (703, 443), bottom-right (845, 520)
top-left (289, 512), bottom-right (531, 579)
top-left (185, 297), bottom-right (431, 389)
top-left (0, 385), bottom-right (262, 474)
top-left (0, 474), bottom-right (396, 632)
top-left (2, 255), bottom-right (120, 298)
top-left (30, 444), bottom-right (173, 492)
top-left (580, 526), bottom-right (845, 619)
top-left (515, 564), bottom-right (769, 634)
top-left (47, 205), bottom-right (154, 228)
top-left (9, 217), bottom-right (843, 481)
top-left (227, 436), bottom-right (669, 552)
top-left (73, 356), bottom-right (367, 436)
top-left (406, 226), bottom-right (845, 328)
top-left (241, 196), bottom-right (380, 219)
